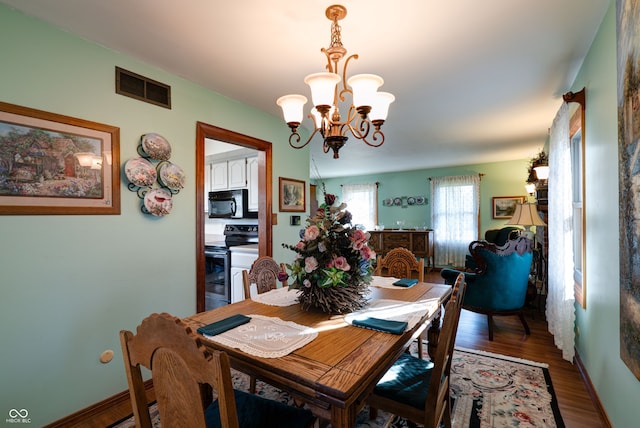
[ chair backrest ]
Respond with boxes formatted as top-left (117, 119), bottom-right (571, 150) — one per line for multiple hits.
top-left (242, 256), bottom-right (287, 299)
top-left (120, 313), bottom-right (240, 428)
top-left (484, 226), bottom-right (521, 247)
top-left (424, 273), bottom-right (466, 428)
top-left (374, 247), bottom-right (424, 282)
top-left (465, 236), bottom-right (533, 311)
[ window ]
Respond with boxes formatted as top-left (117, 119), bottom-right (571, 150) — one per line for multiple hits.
top-left (430, 175), bottom-right (480, 267)
top-left (341, 183), bottom-right (377, 230)
top-left (570, 106), bottom-right (586, 308)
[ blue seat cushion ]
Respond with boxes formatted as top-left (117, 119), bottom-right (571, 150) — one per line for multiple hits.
top-left (373, 353), bottom-right (434, 410)
top-left (205, 389), bottom-right (314, 428)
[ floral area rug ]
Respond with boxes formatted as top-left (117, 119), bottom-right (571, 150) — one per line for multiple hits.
top-left (112, 346), bottom-right (564, 428)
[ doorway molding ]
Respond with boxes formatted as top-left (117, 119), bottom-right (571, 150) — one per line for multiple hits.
top-left (195, 122), bottom-right (273, 313)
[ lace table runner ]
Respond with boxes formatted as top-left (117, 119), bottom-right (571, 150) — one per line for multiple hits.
top-left (251, 286), bottom-right (299, 306)
top-left (369, 275), bottom-right (404, 289)
top-left (344, 298), bottom-right (440, 331)
top-left (202, 314), bottom-right (317, 358)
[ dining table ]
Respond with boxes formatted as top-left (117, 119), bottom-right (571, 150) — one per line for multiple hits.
top-left (183, 279), bottom-right (452, 428)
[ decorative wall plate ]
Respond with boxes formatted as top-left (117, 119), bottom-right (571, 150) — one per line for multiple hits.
top-left (158, 162), bottom-right (185, 190)
top-left (125, 157), bottom-right (156, 187)
top-left (407, 197), bottom-right (416, 205)
top-left (393, 197), bottom-right (402, 206)
top-left (141, 133), bottom-right (171, 161)
top-left (143, 188), bottom-right (173, 216)
top-left (415, 196), bottom-right (426, 205)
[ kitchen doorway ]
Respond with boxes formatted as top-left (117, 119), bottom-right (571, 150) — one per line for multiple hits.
top-left (195, 122), bottom-right (273, 313)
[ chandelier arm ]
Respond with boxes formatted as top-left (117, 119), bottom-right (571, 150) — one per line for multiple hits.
top-left (288, 127), bottom-right (320, 149)
top-left (346, 120), bottom-right (385, 147)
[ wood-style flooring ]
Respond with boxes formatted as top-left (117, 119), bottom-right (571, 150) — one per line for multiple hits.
top-left (51, 271), bottom-right (608, 428)
top-left (424, 270), bottom-right (609, 428)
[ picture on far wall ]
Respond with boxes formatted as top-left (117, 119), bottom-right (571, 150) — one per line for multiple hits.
top-left (0, 101), bottom-right (120, 215)
top-left (492, 196), bottom-right (525, 219)
top-left (617, 0), bottom-right (640, 381)
top-left (279, 177), bottom-right (305, 212)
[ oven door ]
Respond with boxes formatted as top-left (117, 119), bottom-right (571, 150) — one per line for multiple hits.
top-left (204, 247), bottom-right (230, 309)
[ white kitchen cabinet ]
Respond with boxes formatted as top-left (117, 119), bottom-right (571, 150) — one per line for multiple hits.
top-left (210, 161), bottom-right (228, 190)
top-left (246, 155), bottom-right (259, 211)
top-left (229, 244), bottom-right (259, 303)
top-left (227, 158), bottom-right (247, 189)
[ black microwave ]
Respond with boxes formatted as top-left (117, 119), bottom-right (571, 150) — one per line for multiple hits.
top-left (208, 189), bottom-right (257, 219)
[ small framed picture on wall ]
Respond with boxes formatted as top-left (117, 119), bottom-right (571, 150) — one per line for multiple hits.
top-left (492, 196), bottom-right (525, 219)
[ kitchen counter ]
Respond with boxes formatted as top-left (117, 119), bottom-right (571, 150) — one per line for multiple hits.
top-left (229, 243), bottom-right (258, 253)
top-left (205, 234), bottom-right (226, 247)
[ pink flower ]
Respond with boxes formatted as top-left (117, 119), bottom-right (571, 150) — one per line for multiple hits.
top-left (351, 229), bottom-right (367, 242)
top-left (296, 241), bottom-right (305, 250)
top-left (333, 256), bottom-right (351, 271)
top-left (304, 225), bottom-right (320, 241)
top-left (324, 193), bottom-right (336, 205)
top-left (360, 245), bottom-right (375, 261)
top-left (304, 256), bottom-right (318, 273)
top-left (277, 270), bottom-right (288, 282)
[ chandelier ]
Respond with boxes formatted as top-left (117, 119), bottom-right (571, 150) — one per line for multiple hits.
top-left (276, 4), bottom-right (394, 159)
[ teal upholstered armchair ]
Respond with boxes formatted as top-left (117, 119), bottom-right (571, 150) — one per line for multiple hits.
top-left (441, 236), bottom-right (533, 340)
top-left (464, 226), bottom-right (521, 270)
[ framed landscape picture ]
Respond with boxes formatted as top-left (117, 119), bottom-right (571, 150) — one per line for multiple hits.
top-left (279, 177), bottom-right (305, 212)
top-left (492, 196), bottom-right (525, 219)
top-left (0, 102), bottom-right (120, 214)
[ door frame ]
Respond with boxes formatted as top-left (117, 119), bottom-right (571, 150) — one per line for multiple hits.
top-left (195, 122), bottom-right (273, 313)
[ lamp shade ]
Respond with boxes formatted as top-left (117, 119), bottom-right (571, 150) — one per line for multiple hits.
top-left (347, 74), bottom-right (384, 108)
top-left (505, 203), bottom-right (547, 227)
top-left (304, 72), bottom-right (340, 107)
top-left (369, 92), bottom-right (395, 121)
top-left (277, 94), bottom-right (308, 124)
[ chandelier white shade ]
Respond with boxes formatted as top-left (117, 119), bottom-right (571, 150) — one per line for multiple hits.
top-left (277, 4), bottom-right (394, 158)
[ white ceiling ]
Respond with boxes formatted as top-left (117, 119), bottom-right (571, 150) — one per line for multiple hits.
top-left (1, 0), bottom-right (609, 178)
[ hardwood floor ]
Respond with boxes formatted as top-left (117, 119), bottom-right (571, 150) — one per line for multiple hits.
top-left (51, 272), bottom-right (608, 427)
top-left (424, 271), bottom-right (608, 428)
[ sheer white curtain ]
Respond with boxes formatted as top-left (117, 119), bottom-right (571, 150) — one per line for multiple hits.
top-left (547, 102), bottom-right (576, 362)
top-left (342, 183), bottom-right (377, 230)
top-left (430, 175), bottom-right (480, 267)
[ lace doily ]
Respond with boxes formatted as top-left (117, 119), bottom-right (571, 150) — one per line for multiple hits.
top-left (203, 314), bottom-right (317, 358)
top-left (251, 287), bottom-right (299, 306)
top-left (369, 276), bottom-right (405, 289)
top-left (344, 298), bottom-right (440, 331)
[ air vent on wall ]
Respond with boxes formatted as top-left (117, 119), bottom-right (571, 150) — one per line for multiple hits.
top-left (115, 67), bottom-right (171, 109)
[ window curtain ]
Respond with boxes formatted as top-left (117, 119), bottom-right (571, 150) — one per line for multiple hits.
top-left (342, 183), bottom-right (377, 230)
top-left (430, 175), bottom-right (480, 267)
top-left (547, 102), bottom-right (576, 362)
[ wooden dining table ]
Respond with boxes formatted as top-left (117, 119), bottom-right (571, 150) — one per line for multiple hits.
top-left (183, 281), bottom-right (451, 427)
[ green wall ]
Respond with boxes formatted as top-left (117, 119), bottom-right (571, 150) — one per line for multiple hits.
top-left (0, 5), bottom-right (308, 425)
top-left (571, 3), bottom-right (640, 427)
top-left (319, 158), bottom-right (531, 238)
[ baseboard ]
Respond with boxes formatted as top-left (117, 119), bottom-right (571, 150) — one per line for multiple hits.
top-left (43, 379), bottom-right (154, 428)
top-left (574, 350), bottom-right (613, 428)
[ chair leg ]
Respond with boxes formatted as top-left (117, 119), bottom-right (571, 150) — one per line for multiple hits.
top-left (487, 315), bottom-right (494, 341)
top-left (369, 406), bottom-right (378, 420)
top-left (417, 334), bottom-right (424, 359)
top-left (249, 375), bottom-right (257, 394)
top-left (518, 311), bottom-right (531, 336)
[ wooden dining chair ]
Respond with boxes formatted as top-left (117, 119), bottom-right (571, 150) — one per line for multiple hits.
top-left (120, 312), bottom-right (314, 428)
top-left (242, 256), bottom-right (288, 300)
top-left (241, 256), bottom-right (289, 393)
top-left (375, 247), bottom-right (425, 282)
top-left (367, 273), bottom-right (467, 428)
top-left (375, 247), bottom-right (426, 355)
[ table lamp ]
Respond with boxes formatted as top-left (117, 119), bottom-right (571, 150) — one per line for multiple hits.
top-left (505, 203), bottom-right (546, 239)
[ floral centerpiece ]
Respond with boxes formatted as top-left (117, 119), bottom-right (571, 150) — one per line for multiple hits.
top-left (282, 188), bottom-right (376, 314)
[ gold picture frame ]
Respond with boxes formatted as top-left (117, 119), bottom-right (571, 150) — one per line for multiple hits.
top-left (279, 177), bottom-right (305, 212)
top-left (0, 101), bottom-right (120, 215)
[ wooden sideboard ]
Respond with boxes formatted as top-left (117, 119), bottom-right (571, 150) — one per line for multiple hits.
top-left (369, 229), bottom-right (434, 271)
